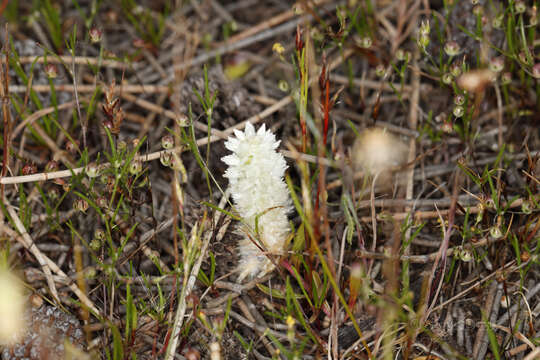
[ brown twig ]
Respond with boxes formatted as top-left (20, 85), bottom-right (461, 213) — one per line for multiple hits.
top-left (354, 230), bottom-right (507, 264)
top-left (2, 55), bottom-right (128, 69)
top-left (359, 196), bottom-right (527, 222)
top-left (7, 83), bottom-right (171, 93)
top-left (472, 280), bottom-right (499, 359)
top-left (237, 297), bottom-right (278, 356)
top-left (4, 204), bottom-right (63, 303)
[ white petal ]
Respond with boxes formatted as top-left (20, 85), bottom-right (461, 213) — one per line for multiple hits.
top-left (244, 122), bottom-right (255, 136)
top-left (257, 123), bottom-right (266, 136)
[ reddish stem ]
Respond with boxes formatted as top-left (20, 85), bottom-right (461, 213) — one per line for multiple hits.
top-left (323, 72), bottom-right (329, 145)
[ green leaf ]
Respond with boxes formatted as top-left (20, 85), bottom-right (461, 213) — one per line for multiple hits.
top-left (286, 277), bottom-right (318, 345)
top-left (111, 324), bottom-right (124, 360)
top-left (125, 284), bottom-right (138, 339)
top-left (233, 331), bottom-right (253, 352)
top-left (292, 223), bottom-right (305, 253)
top-left (484, 314), bottom-right (501, 360)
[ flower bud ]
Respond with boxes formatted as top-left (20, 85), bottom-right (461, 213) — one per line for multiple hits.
top-left (45, 160), bottom-right (59, 172)
top-left (89, 239), bottom-right (101, 251)
top-left (501, 72), bottom-right (512, 84)
top-left (21, 163), bottom-right (37, 175)
top-left (532, 63), bottom-right (540, 78)
top-left (453, 106), bottom-right (464, 118)
top-left (85, 267), bottom-right (97, 279)
top-left (65, 140), bottom-right (80, 153)
top-left (272, 42), bottom-right (284, 55)
top-left (472, 5), bottom-right (483, 15)
top-left (419, 19), bottom-right (430, 36)
top-left (95, 229), bottom-right (106, 241)
top-left (396, 50), bottom-right (411, 62)
top-left (490, 226), bottom-right (503, 239)
top-left (375, 64), bottom-right (386, 77)
top-left (129, 160), bottom-right (142, 175)
top-left (160, 152), bottom-right (172, 167)
top-left (85, 162), bottom-right (100, 178)
top-left (44, 64), bottom-right (58, 78)
top-left (521, 200), bottom-right (532, 214)
top-left (395, 49), bottom-right (405, 61)
top-left (74, 198), bottom-right (89, 212)
top-left (441, 120), bottom-right (453, 133)
top-left (444, 41), bottom-right (460, 57)
top-left (286, 315), bottom-right (295, 342)
top-left (442, 73), bottom-right (453, 85)
top-left (530, 13), bottom-right (538, 26)
top-left (359, 37), bottom-right (372, 49)
top-left (515, 1), bottom-right (526, 14)
top-left (492, 13), bottom-right (504, 29)
top-left (278, 79), bottom-right (289, 92)
top-left (89, 27), bottom-right (103, 43)
top-left (417, 34), bottom-right (429, 50)
top-left (460, 248), bottom-right (473, 262)
top-left (161, 135), bottom-right (174, 150)
top-left (489, 57), bottom-right (504, 73)
top-left (96, 196), bottom-right (108, 208)
top-left (454, 94), bottom-right (465, 106)
top-left (102, 119), bottom-right (114, 131)
top-left (47, 187), bottom-right (60, 200)
top-left (450, 62), bottom-right (462, 77)
top-left (117, 140), bottom-right (127, 152)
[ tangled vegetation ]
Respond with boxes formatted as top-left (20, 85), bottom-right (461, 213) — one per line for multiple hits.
top-left (0, 0), bottom-right (539, 359)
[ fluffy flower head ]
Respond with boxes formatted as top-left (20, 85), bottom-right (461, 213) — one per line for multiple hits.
top-left (222, 122), bottom-right (291, 281)
top-left (352, 128), bottom-right (407, 175)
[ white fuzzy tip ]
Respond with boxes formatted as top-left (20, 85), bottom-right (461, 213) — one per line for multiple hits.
top-left (0, 269), bottom-right (26, 345)
top-left (222, 122), bottom-right (291, 281)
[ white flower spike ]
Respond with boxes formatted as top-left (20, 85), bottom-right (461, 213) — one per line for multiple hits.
top-left (222, 122), bottom-right (292, 281)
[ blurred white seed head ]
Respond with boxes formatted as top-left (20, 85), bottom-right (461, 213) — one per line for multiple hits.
top-left (352, 128), bottom-right (408, 175)
top-left (457, 69), bottom-right (495, 93)
top-left (209, 342), bottom-right (221, 360)
top-left (0, 269), bottom-right (26, 345)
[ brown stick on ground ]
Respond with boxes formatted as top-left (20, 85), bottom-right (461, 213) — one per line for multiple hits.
top-left (0, 55), bottom-right (128, 69)
top-left (6, 203), bottom-right (60, 303)
top-left (7, 84), bottom-right (171, 93)
top-left (472, 280), bottom-right (498, 359)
